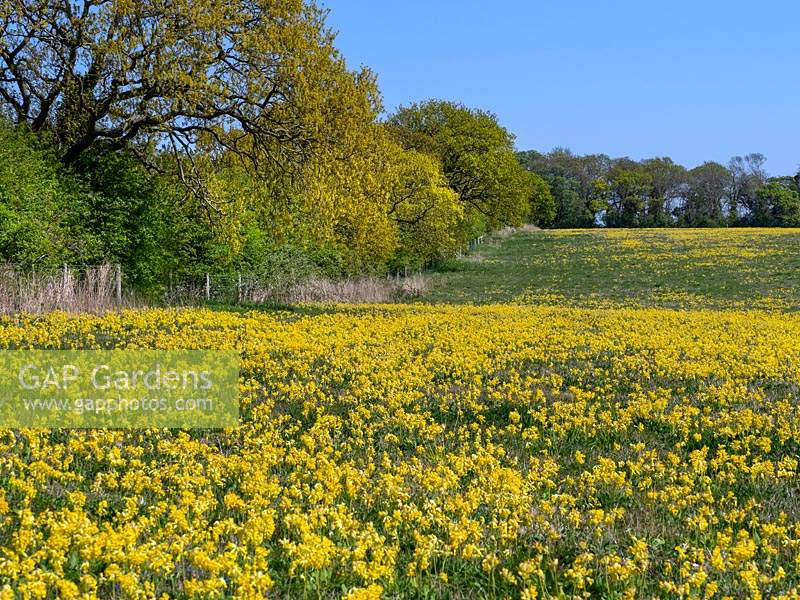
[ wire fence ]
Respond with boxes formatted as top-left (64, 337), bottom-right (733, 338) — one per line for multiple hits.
top-left (0, 234), bottom-right (491, 314)
top-left (0, 263), bottom-right (431, 314)
top-left (165, 271), bottom-right (430, 305)
top-left (455, 235), bottom-right (487, 258)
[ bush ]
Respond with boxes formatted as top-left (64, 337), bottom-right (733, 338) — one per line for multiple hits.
top-left (0, 122), bottom-right (77, 264)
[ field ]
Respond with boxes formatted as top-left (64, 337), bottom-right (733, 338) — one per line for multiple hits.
top-left (2, 229), bottom-right (800, 599)
top-left (425, 228), bottom-right (800, 310)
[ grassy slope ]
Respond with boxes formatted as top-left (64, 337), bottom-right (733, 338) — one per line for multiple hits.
top-left (422, 228), bottom-right (800, 310)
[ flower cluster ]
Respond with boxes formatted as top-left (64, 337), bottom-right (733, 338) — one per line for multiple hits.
top-left (1, 304), bottom-right (799, 598)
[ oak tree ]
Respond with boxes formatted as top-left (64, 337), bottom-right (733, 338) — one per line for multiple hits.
top-left (0, 0), bottom-right (375, 185)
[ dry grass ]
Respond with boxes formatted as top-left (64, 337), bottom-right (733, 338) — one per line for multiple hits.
top-left (494, 224), bottom-right (541, 239)
top-left (1, 267), bottom-right (428, 313)
top-left (0, 264), bottom-right (131, 314)
top-left (241, 273), bottom-right (429, 304)
top-left (463, 252), bottom-right (487, 263)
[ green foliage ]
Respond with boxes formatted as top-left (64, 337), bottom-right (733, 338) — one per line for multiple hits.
top-left (639, 157), bottom-right (686, 225)
top-left (550, 177), bottom-right (596, 228)
top-left (519, 148), bottom-right (799, 228)
top-left (70, 150), bottom-right (183, 290)
top-left (517, 149), bottom-right (606, 227)
top-left (679, 162), bottom-right (729, 226)
top-left (751, 182), bottom-right (800, 226)
top-left (0, 122), bottom-right (88, 264)
top-left (248, 245), bottom-right (320, 290)
top-left (603, 160), bottom-right (652, 227)
top-left (388, 101), bottom-right (531, 233)
top-left (0, 120), bottom-right (256, 295)
top-left (1, 0), bottom-right (370, 173)
top-left (528, 173), bottom-right (556, 227)
top-left (383, 146), bottom-right (463, 270)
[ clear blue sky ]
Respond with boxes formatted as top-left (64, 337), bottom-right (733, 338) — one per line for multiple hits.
top-left (323, 0), bottom-right (800, 176)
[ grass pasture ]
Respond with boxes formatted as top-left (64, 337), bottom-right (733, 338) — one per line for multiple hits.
top-left (424, 228), bottom-right (800, 310)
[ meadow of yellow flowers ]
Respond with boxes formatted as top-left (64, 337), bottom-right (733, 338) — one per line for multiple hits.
top-left (426, 228), bottom-right (800, 310)
top-left (2, 301), bottom-right (800, 598)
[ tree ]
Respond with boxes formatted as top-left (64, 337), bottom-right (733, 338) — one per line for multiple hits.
top-left (750, 181), bottom-right (800, 226)
top-left (640, 157), bottom-right (686, 224)
top-left (727, 153), bottom-right (768, 219)
top-left (681, 162), bottom-right (730, 226)
top-left (549, 176), bottom-right (592, 227)
top-left (520, 147), bottom-right (800, 229)
top-left (772, 172), bottom-right (800, 196)
top-left (517, 148), bottom-right (607, 227)
top-left (384, 147), bottom-right (463, 269)
top-left (603, 159), bottom-right (651, 227)
top-left (388, 101), bottom-right (531, 233)
top-left (274, 121), bottom-right (465, 272)
top-left (527, 173), bottom-right (555, 227)
top-left (0, 120), bottom-right (75, 263)
top-left (0, 0), bottom-right (376, 204)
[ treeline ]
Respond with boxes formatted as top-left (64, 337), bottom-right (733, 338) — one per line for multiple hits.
top-left (1, 2), bottom-right (797, 299)
top-left (0, 1), bottom-right (542, 296)
top-left (518, 149), bottom-right (800, 228)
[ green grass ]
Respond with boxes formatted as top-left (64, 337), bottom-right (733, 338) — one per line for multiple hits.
top-left (422, 228), bottom-right (800, 310)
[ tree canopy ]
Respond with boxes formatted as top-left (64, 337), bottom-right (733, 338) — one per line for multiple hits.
top-left (388, 101), bottom-right (533, 232)
top-left (0, 0), bottom-right (377, 194)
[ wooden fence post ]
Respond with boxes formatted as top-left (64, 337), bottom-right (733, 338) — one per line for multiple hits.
top-left (205, 273), bottom-right (211, 301)
top-left (115, 264), bottom-right (122, 304)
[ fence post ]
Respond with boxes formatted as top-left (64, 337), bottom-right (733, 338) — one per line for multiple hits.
top-left (115, 264), bottom-right (122, 304)
top-left (205, 273), bottom-right (211, 301)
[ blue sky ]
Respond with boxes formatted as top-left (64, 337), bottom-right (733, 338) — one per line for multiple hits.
top-left (323, 1), bottom-right (800, 176)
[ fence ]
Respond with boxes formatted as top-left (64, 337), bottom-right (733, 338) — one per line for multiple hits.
top-left (0, 263), bottom-right (430, 314)
top-left (165, 270), bottom-right (428, 305)
top-left (0, 235), bottom-right (492, 314)
top-left (455, 234), bottom-right (487, 258)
